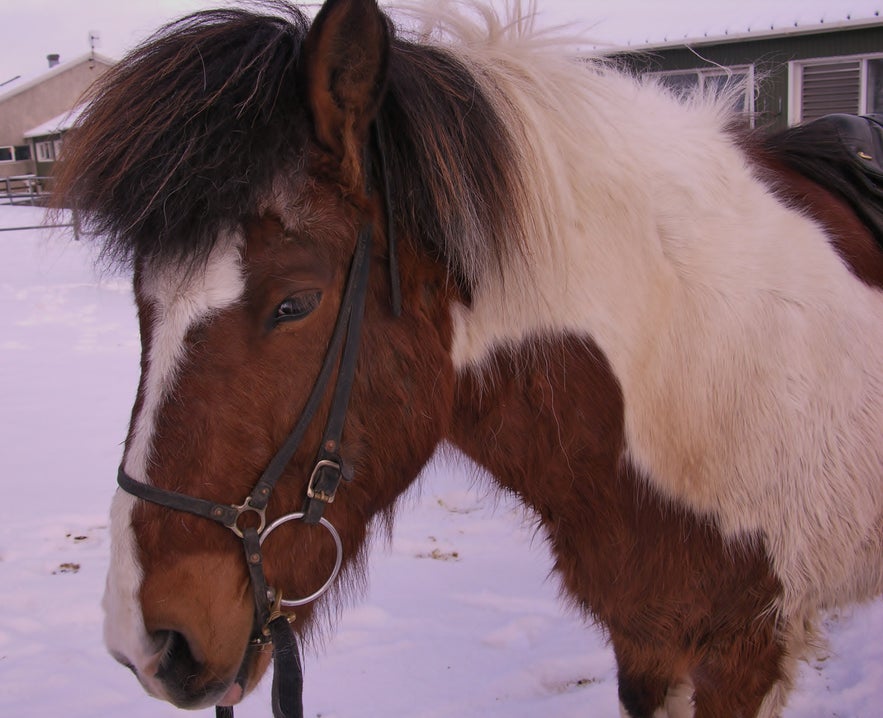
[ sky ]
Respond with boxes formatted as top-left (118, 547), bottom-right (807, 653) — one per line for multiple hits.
top-left (1, 0), bottom-right (882, 82)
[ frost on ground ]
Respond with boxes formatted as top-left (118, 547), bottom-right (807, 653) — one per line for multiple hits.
top-left (0, 204), bottom-right (880, 717)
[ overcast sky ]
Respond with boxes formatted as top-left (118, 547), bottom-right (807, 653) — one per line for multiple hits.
top-left (2, 0), bottom-right (881, 82)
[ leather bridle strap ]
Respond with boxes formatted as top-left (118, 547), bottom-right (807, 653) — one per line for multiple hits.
top-left (250, 223), bottom-right (373, 523)
top-left (116, 222), bottom-right (374, 718)
top-left (116, 223), bottom-right (373, 527)
top-left (372, 122), bottom-right (401, 317)
top-left (240, 527), bottom-right (303, 718)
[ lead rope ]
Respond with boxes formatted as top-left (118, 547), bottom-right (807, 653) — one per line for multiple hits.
top-left (242, 527), bottom-right (303, 718)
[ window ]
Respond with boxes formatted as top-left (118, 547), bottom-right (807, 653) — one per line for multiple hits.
top-left (0, 145), bottom-right (31, 163)
top-left (647, 65), bottom-right (755, 119)
top-left (868, 59), bottom-right (883, 113)
top-left (791, 54), bottom-right (883, 124)
top-left (36, 141), bottom-right (55, 162)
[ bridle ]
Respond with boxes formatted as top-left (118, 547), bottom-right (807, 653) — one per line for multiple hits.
top-left (116, 125), bottom-right (399, 718)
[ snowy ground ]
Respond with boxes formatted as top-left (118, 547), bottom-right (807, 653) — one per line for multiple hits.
top-left (0, 203), bottom-right (881, 717)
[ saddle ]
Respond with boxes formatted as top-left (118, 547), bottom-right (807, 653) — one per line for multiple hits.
top-left (765, 113), bottom-right (883, 249)
top-left (813, 113), bottom-right (883, 179)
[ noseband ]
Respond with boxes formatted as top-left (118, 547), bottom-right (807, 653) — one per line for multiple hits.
top-left (115, 124), bottom-right (399, 718)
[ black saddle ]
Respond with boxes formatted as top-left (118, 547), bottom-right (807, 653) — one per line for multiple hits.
top-left (764, 113), bottom-right (883, 249)
top-left (810, 113), bottom-right (883, 179)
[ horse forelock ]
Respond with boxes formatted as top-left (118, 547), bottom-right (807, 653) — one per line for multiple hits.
top-left (54, 0), bottom-right (530, 297)
top-left (54, 2), bottom-right (310, 272)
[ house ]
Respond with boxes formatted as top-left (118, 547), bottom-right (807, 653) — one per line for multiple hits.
top-left (0, 52), bottom-right (113, 181)
top-left (23, 103), bottom-right (89, 179)
top-left (611, 13), bottom-right (883, 131)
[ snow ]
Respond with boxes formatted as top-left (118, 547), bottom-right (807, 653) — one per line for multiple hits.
top-left (0, 203), bottom-right (881, 717)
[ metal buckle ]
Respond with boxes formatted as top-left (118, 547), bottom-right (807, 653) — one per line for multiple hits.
top-left (261, 590), bottom-right (297, 638)
top-left (225, 496), bottom-right (267, 538)
top-left (306, 459), bottom-right (341, 503)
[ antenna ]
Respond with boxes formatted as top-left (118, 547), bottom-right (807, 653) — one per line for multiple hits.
top-left (88, 31), bottom-right (101, 68)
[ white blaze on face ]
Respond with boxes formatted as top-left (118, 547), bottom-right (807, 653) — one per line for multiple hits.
top-left (102, 234), bottom-right (245, 679)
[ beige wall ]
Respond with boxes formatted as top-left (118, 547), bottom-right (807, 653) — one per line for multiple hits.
top-left (0, 58), bottom-right (111, 177)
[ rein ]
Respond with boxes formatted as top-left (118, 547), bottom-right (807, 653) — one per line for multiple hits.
top-left (115, 125), bottom-right (396, 716)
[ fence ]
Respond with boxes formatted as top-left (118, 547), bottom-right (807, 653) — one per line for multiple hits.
top-left (0, 179), bottom-right (78, 238)
top-left (0, 221), bottom-right (79, 238)
top-left (1, 174), bottom-right (53, 206)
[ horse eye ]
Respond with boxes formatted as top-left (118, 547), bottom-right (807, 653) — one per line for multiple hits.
top-left (273, 292), bottom-right (321, 325)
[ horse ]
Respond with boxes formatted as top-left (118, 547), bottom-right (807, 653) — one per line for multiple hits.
top-left (54, 0), bottom-right (883, 716)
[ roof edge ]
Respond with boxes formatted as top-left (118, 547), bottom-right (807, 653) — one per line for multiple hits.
top-left (605, 14), bottom-right (883, 52)
top-left (0, 52), bottom-right (115, 104)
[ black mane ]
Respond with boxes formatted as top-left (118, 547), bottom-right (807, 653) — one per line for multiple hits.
top-left (57, 0), bottom-right (520, 289)
top-left (56, 2), bottom-right (310, 270)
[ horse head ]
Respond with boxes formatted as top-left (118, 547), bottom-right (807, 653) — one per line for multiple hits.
top-left (61, 0), bottom-right (458, 708)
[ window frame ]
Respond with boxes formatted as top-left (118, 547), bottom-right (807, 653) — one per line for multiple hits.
top-left (644, 64), bottom-right (756, 121)
top-left (35, 140), bottom-right (55, 163)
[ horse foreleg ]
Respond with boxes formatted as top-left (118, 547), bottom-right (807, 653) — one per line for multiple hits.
top-left (610, 621), bottom-right (785, 718)
top-left (617, 676), bottom-right (696, 718)
top-left (612, 637), bottom-right (692, 718)
top-left (616, 667), bottom-right (670, 718)
top-left (690, 628), bottom-right (787, 718)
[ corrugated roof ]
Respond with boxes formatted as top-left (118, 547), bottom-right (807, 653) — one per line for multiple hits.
top-left (626, 12), bottom-right (883, 50)
top-left (539, 0), bottom-right (883, 50)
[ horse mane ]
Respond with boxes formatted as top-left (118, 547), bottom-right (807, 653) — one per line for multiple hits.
top-left (378, 38), bottom-right (521, 293)
top-left (54, 0), bottom-right (526, 292)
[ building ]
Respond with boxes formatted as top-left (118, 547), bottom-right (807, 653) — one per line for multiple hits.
top-left (613, 14), bottom-right (883, 131)
top-left (0, 52), bottom-right (113, 181)
top-left (23, 104), bottom-right (89, 179)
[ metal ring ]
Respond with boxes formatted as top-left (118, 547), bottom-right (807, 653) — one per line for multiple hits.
top-left (259, 512), bottom-right (343, 607)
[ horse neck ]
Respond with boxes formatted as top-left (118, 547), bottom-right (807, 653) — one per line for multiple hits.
top-left (443, 332), bottom-right (784, 631)
top-left (446, 335), bottom-right (625, 525)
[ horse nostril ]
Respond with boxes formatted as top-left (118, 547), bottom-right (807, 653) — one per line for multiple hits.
top-left (155, 629), bottom-right (204, 680)
top-left (150, 628), bottom-right (231, 708)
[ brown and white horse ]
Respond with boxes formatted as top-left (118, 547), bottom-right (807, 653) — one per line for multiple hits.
top-left (56, 0), bottom-right (883, 716)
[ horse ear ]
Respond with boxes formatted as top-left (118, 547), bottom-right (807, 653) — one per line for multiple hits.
top-left (301, 0), bottom-right (389, 178)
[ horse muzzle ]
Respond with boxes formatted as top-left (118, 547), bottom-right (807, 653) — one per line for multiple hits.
top-left (112, 627), bottom-right (272, 710)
